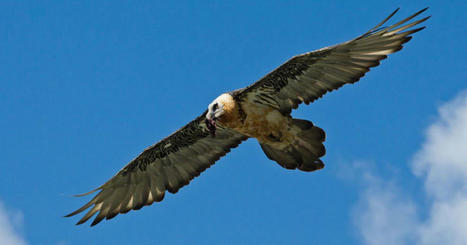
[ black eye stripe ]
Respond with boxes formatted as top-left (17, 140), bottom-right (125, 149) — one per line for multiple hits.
top-left (212, 103), bottom-right (218, 110)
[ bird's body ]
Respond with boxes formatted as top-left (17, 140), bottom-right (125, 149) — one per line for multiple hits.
top-left (215, 93), bottom-right (292, 145)
top-left (211, 92), bottom-right (325, 171)
top-left (67, 8), bottom-right (430, 226)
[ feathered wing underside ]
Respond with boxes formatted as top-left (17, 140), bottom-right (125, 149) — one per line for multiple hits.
top-left (66, 111), bottom-right (248, 226)
top-left (236, 8), bottom-right (430, 113)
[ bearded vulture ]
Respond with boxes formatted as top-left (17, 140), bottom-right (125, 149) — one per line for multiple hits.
top-left (66, 8), bottom-right (429, 226)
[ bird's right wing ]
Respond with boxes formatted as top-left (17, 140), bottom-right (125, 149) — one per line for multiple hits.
top-left (66, 111), bottom-right (248, 226)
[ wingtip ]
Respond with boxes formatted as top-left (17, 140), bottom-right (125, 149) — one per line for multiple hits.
top-left (90, 215), bottom-right (105, 227)
top-left (75, 220), bottom-right (85, 226)
top-left (65, 209), bottom-right (80, 218)
top-left (416, 26), bottom-right (427, 32)
top-left (75, 215), bottom-right (93, 226)
top-left (73, 188), bottom-right (100, 197)
top-left (391, 7), bottom-right (400, 16)
top-left (416, 7), bottom-right (430, 16)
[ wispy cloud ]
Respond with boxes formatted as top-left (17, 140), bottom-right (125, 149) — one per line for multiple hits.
top-left (352, 90), bottom-right (467, 245)
top-left (352, 173), bottom-right (419, 245)
top-left (0, 201), bottom-right (27, 245)
top-left (414, 91), bottom-right (467, 245)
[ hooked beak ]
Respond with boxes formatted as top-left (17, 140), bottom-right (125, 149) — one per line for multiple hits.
top-left (205, 118), bottom-right (216, 137)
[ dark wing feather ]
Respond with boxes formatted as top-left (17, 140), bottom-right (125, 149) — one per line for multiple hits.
top-left (236, 8), bottom-right (430, 114)
top-left (66, 111), bottom-right (248, 226)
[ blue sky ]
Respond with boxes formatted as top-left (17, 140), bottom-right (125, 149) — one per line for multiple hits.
top-left (1, 1), bottom-right (466, 244)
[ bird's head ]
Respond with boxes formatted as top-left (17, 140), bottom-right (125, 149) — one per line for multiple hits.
top-left (205, 93), bottom-right (234, 136)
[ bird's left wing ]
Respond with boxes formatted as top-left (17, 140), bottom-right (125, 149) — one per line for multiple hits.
top-left (66, 111), bottom-right (247, 226)
top-left (235, 8), bottom-right (430, 114)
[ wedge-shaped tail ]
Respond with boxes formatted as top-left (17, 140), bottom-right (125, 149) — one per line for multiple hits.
top-left (260, 119), bottom-right (326, 172)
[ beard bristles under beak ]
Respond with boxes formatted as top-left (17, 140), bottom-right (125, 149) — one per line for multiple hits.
top-left (205, 118), bottom-right (216, 137)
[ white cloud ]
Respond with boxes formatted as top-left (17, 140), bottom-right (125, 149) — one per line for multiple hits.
top-left (0, 201), bottom-right (27, 245)
top-left (414, 91), bottom-right (467, 245)
top-left (413, 91), bottom-right (467, 201)
top-left (352, 90), bottom-right (467, 245)
top-left (418, 196), bottom-right (467, 245)
top-left (352, 175), bottom-right (418, 245)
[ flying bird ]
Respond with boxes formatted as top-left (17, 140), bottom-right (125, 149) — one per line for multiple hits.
top-left (67, 8), bottom-right (429, 226)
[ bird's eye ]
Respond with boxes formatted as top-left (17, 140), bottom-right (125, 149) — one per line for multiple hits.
top-left (212, 103), bottom-right (218, 111)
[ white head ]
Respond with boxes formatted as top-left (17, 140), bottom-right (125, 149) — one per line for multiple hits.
top-left (206, 97), bottom-right (225, 121)
top-left (205, 93), bottom-right (234, 136)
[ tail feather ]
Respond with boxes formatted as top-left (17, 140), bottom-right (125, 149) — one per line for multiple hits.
top-left (260, 143), bottom-right (300, 169)
top-left (260, 118), bottom-right (326, 172)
